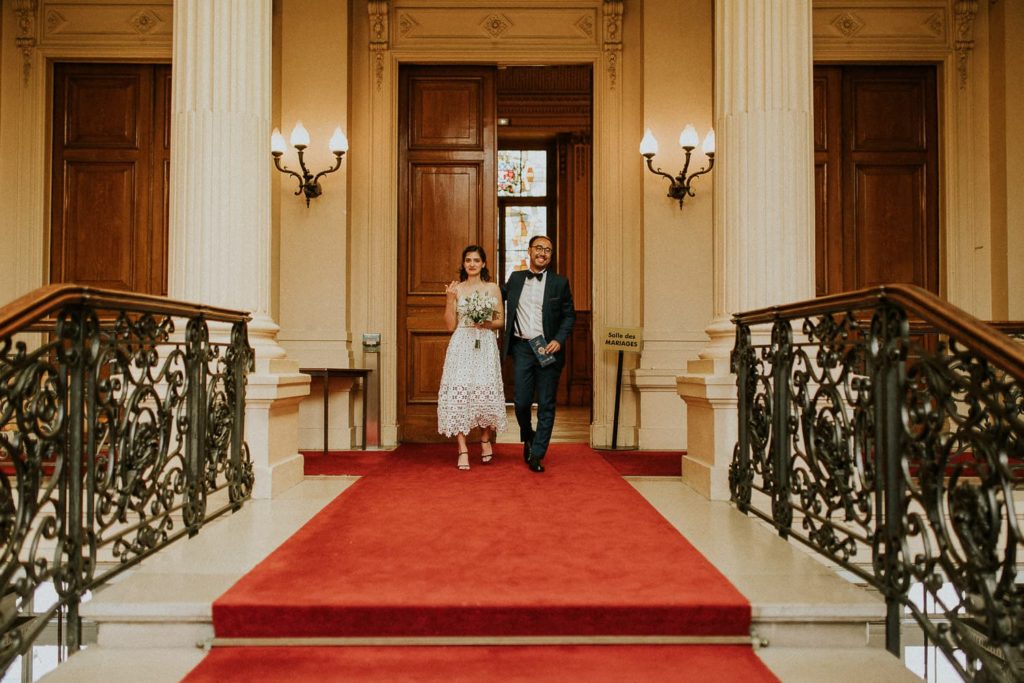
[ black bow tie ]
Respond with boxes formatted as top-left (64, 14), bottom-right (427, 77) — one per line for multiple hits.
top-left (525, 271), bottom-right (544, 281)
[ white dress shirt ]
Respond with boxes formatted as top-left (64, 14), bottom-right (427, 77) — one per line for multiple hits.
top-left (516, 271), bottom-right (545, 340)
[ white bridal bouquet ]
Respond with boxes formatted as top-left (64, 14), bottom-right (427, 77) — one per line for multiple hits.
top-left (458, 291), bottom-right (497, 348)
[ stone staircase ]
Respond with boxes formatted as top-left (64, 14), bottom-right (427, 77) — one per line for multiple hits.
top-left (28, 476), bottom-right (919, 682)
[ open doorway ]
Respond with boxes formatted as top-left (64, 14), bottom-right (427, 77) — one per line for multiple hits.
top-left (396, 64), bottom-right (593, 442)
top-left (496, 65), bottom-right (593, 409)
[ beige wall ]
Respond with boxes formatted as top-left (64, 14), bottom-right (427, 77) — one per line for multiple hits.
top-left (273, 0), bottom-right (355, 449)
top-left (640, 0), bottom-right (714, 361)
top-left (999, 0), bottom-right (1024, 320)
top-left (0, 0), bottom-right (18, 302)
top-left (633, 0), bottom-right (715, 449)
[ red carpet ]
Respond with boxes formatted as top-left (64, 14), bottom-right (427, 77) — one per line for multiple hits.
top-left (301, 447), bottom-right (683, 477)
top-left (212, 443), bottom-right (750, 639)
top-left (597, 449), bottom-right (683, 477)
top-left (183, 644), bottom-right (776, 682)
top-left (301, 450), bottom-right (390, 476)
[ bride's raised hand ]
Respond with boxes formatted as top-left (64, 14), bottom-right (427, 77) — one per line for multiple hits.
top-left (444, 281), bottom-right (459, 302)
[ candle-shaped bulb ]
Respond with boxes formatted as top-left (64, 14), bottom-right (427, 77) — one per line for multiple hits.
top-left (329, 127), bottom-right (349, 153)
top-left (639, 128), bottom-right (659, 156)
top-left (702, 129), bottom-right (716, 155)
top-left (271, 128), bottom-right (287, 154)
top-left (290, 121), bottom-right (310, 148)
top-left (679, 124), bottom-right (699, 149)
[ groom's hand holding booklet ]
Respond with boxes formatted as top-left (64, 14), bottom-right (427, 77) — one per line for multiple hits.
top-left (529, 335), bottom-right (557, 367)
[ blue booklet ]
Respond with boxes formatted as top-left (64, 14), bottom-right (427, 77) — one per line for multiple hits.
top-left (529, 335), bottom-right (557, 367)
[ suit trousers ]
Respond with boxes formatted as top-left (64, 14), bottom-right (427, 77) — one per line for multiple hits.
top-left (511, 337), bottom-right (563, 460)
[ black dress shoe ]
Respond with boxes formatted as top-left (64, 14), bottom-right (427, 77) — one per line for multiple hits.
top-left (523, 440), bottom-right (532, 463)
top-left (528, 456), bottom-right (545, 473)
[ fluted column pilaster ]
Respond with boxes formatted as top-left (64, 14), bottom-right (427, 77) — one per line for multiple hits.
top-left (169, 0), bottom-right (283, 362)
top-left (707, 0), bottom-right (816, 359)
top-left (169, 0), bottom-right (308, 498)
top-left (679, 0), bottom-right (815, 499)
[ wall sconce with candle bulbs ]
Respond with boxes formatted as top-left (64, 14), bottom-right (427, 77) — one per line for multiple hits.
top-left (271, 122), bottom-right (348, 207)
top-left (639, 124), bottom-right (715, 208)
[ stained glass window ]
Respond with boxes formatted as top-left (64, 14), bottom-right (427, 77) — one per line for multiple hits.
top-left (497, 150), bottom-right (547, 197)
top-left (497, 148), bottom-right (551, 282)
top-left (503, 206), bottom-right (548, 278)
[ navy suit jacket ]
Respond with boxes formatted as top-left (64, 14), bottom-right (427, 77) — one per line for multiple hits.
top-left (502, 270), bottom-right (576, 359)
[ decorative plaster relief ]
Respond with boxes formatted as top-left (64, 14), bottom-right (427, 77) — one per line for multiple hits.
top-left (390, 4), bottom-right (600, 51)
top-left (45, 8), bottom-right (67, 33)
top-left (397, 12), bottom-right (418, 37)
top-left (128, 9), bottom-right (162, 35)
top-left (923, 12), bottom-right (944, 36)
top-left (831, 12), bottom-right (864, 37)
top-left (37, 2), bottom-right (172, 44)
top-left (954, 0), bottom-right (979, 88)
top-left (370, 0), bottom-right (389, 42)
top-left (369, 1), bottom-right (389, 92)
top-left (14, 0), bottom-right (38, 84)
top-left (480, 13), bottom-right (512, 38)
top-left (603, 0), bottom-right (622, 89)
top-left (813, 4), bottom-right (949, 47)
top-left (575, 14), bottom-right (594, 38)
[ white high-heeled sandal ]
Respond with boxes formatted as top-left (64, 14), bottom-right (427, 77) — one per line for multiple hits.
top-left (457, 451), bottom-right (470, 470)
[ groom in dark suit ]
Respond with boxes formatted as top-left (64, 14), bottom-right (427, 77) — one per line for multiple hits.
top-left (502, 235), bottom-right (576, 473)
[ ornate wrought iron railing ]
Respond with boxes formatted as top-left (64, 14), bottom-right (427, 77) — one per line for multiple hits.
top-left (731, 284), bottom-right (1023, 682)
top-left (0, 285), bottom-right (254, 675)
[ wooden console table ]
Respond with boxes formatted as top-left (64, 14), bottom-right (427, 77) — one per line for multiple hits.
top-left (299, 367), bottom-right (372, 452)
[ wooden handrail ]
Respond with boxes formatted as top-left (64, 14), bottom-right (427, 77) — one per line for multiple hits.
top-left (732, 283), bottom-right (1024, 383)
top-left (0, 284), bottom-right (249, 339)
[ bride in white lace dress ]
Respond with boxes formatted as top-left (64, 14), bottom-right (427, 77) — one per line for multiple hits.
top-left (437, 245), bottom-right (508, 470)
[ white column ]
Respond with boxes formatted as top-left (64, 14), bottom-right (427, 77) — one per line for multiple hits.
top-left (170, 0), bottom-right (308, 498)
top-left (678, 0), bottom-right (815, 499)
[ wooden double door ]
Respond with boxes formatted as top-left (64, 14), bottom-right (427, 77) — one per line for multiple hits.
top-left (814, 65), bottom-right (939, 295)
top-left (396, 66), bottom-right (498, 441)
top-left (50, 63), bottom-right (171, 295)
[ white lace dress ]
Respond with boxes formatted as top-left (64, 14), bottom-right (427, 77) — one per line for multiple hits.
top-left (437, 306), bottom-right (508, 437)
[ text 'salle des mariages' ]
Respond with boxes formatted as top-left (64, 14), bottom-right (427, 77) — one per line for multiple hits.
top-left (605, 330), bottom-right (639, 350)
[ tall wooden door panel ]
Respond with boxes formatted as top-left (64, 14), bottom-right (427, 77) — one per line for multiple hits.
top-left (50, 63), bottom-right (170, 295)
top-left (398, 66), bottom-right (496, 441)
top-left (814, 65), bottom-right (938, 295)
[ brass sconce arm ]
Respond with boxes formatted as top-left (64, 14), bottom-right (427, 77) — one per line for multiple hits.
top-left (642, 148), bottom-right (715, 208)
top-left (271, 124), bottom-right (348, 207)
top-left (272, 147), bottom-right (345, 207)
top-left (639, 125), bottom-right (716, 209)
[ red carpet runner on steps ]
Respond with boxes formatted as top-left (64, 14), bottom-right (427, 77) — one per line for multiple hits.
top-left (185, 443), bottom-right (777, 681)
top-left (301, 447), bottom-right (685, 477)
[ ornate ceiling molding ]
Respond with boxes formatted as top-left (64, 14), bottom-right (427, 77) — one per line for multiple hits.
top-left (369, 1), bottom-right (389, 92)
top-left (831, 12), bottom-right (864, 38)
top-left (13, 0), bottom-right (38, 85)
top-left (954, 0), bottom-right (979, 89)
top-left (128, 9), bottom-right (163, 35)
top-left (603, 0), bottom-right (623, 89)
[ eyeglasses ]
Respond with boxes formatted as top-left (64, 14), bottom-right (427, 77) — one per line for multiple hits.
top-left (531, 246), bottom-right (552, 254)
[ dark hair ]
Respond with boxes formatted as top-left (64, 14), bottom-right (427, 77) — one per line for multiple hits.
top-left (459, 244), bottom-right (491, 282)
top-left (528, 234), bottom-right (553, 249)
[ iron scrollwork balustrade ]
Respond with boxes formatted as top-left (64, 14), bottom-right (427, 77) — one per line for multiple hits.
top-left (0, 286), bottom-right (254, 674)
top-left (731, 284), bottom-right (1024, 683)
